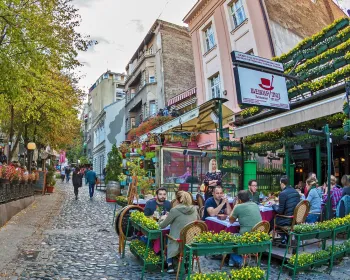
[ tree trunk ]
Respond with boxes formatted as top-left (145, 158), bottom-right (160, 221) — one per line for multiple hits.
top-left (8, 104), bottom-right (14, 162)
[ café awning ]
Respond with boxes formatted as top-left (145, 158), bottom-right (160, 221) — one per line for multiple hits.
top-left (234, 94), bottom-right (345, 138)
top-left (139, 98), bottom-right (234, 142)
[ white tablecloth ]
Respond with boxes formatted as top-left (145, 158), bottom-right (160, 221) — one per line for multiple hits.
top-left (133, 199), bottom-right (148, 205)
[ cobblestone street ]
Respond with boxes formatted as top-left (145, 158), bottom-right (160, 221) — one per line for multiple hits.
top-left (0, 181), bottom-right (349, 280)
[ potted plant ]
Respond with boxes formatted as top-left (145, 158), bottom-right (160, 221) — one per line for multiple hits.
top-left (105, 144), bottom-right (123, 202)
top-left (45, 164), bottom-right (56, 193)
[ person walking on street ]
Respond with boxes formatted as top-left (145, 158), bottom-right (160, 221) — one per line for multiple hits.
top-left (72, 167), bottom-right (83, 200)
top-left (60, 167), bottom-right (65, 183)
top-left (65, 165), bottom-right (71, 183)
top-left (86, 167), bottom-right (97, 200)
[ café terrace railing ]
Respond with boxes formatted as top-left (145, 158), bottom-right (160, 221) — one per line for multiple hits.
top-left (0, 180), bottom-right (35, 205)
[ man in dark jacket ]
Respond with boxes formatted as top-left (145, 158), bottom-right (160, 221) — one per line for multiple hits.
top-left (271, 175), bottom-right (300, 245)
top-left (72, 167), bottom-right (83, 200)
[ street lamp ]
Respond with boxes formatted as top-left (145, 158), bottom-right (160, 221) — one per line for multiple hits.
top-left (27, 142), bottom-right (36, 173)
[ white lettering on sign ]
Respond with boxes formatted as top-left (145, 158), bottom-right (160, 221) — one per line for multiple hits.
top-left (233, 51), bottom-right (284, 72)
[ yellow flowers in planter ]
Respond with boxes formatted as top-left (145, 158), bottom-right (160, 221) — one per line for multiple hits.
top-left (130, 211), bottom-right (159, 230)
top-left (192, 231), bottom-right (271, 245)
top-left (130, 240), bottom-right (160, 264)
top-left (190, 267), bottom-right (265, 280)
top-left (230, 267), bottom-right (265, 280)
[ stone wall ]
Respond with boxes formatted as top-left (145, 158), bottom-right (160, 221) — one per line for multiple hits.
top-left (161, 24), bottom-right (196, 105)
top-left (0, 196), bottom-right (35, 227)
top-left (265, 0), bottom-right (346, 38)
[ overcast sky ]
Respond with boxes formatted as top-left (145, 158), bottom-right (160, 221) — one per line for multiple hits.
top-left (73, 0), bottom-right (198, 93)
top-left (73, 0), bottom-right (350, 94)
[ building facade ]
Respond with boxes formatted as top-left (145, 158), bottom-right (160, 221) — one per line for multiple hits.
top-left (125, 20), bottom-right (196, 135)
top-left (183, 0), bottom-right (345, 148)
top-left (92, 100), bottom-right (126, 177)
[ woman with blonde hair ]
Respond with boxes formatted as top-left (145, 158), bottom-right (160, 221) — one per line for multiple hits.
top-left (159, 191), bottom-right (198, 273)
top-left (203, 159), bottom-right (222, 200)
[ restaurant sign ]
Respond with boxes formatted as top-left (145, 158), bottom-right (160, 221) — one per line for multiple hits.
top-left (234, 66), bottom-right (290, 110)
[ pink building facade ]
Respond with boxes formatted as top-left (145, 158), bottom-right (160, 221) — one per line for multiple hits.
top-left (183, 0), bottom-right (345, 149)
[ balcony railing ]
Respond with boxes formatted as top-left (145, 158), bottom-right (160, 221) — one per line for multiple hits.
top-left (0, 181), bottom-right (35, 205)
top-left (125, 79), bottom-right (157, 104)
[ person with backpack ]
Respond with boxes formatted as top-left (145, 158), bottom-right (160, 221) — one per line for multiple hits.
top-left (72, 167), bottom-right (83, 200)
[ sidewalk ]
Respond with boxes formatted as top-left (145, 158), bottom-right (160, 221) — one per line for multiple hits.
top-left (0, 186), bottom-right (65, 278)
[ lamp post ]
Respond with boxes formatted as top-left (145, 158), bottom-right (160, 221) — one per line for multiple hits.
top-left (27, 142), bottom-right (36, 173)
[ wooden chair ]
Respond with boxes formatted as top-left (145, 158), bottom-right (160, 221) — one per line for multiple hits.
top-left (116, 205), bottom-right (143, 255)
top-left (220, 220), bottom-right (270, 269)
top-left (167, 220), bottom-right (208, 280)
top-left (272, 200), bottom-right (310, 252)
top-left (196, 193), bottom-right (205, 209)
top-left (198, 206), bottom-right (205, 220)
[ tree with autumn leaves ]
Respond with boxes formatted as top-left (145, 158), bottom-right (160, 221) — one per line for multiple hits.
top-left (0, 0), bottom-right (94, 159)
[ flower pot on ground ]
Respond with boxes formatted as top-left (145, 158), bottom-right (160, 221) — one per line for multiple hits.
top-left (46, 186), bottom-right (55, 193)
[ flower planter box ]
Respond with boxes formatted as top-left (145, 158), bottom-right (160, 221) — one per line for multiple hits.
top-left (311, 258), bottom-right (329, 268)
top-left (325, 28), bottom-right (337, 37)
top-left (219, 141), bottom-right (241, 147)
top-left (336, 19), bottom-right (349, 30)
top-left (221, 167), bottom-right (242, 174)
top-left (232, 243), bottom-right (270, 255)
top-left (340, 32), bottom-right (350, 42)
top-left (303, 51), bottom-right (316, 59)
top-left (316, 44), bottom-right (328, 55)
top-left (334, 59), bottom-right (346, 70)
top-left (328, 38), bottom-right (341, 48)
top-left (293, 53), bottom-right (304, 63)
top-left (294, 231), bottom-right (318, 241)
top-left (321, 67), bottom-right (334, 76)
top-left (333, 251), bottom-right (346, 260)
top-left (220, 154), bottom-right (241, 160)
top-left (334, 224), bottom-right (349, 235)
top-left (316, 230), bottom-right (332, 239)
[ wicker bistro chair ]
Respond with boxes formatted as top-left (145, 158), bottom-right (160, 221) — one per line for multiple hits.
top-left (272, 200), bottom-right (310, 252)
top-left (198, 206), bottom-right (205, 220)
top-left (166, 220), bottom-right (208, 280)
top-left (220, 221), bottom-right (270, 269)
top-left (196, 193), bottom-right (205, 209)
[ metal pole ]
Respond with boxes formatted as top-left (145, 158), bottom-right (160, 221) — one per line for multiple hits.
top-left (285, 148), bottom-right (290, 179)
top-left (325, 124), bottom-right (332, 220)
top-left (218, 99), bottom-right (224, 169)
top-left (191, 156), bottom-right (194, 193)
top-left (316, 141), bottom-right (321, 182)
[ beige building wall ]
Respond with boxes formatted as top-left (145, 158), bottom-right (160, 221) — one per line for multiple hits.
top-left (183, 0), bottom-right (345, 148)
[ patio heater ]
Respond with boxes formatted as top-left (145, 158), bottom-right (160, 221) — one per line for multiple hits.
top-left (183, 150), bottom-right (207, 193)
top-left (308, 125), bottom-right (331, 220)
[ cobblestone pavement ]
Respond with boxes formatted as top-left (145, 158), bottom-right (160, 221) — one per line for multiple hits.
top-left (0, 181), bottom-right (350, 280)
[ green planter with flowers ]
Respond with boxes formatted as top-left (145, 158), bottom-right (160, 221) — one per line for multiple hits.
top-left (316, 229), bottom-right (332, 239)
top-left (233, 242), bottom-right (271, 255)
top-left (335, 18), bottom-right (349, 30)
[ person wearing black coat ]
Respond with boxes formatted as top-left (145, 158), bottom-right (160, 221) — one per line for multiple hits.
top-left (271, 176), bottom-right (300, 245)
top-left (72, 167), bottom-right (83, 200)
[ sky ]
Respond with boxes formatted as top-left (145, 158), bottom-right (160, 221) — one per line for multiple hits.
top-left (73, 0), bottom-right (198, 93)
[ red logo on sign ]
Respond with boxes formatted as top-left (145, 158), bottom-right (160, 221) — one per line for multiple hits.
top-left (259, 76), bottom-right (274, 91)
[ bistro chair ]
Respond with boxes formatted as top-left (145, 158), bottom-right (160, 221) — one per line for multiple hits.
top-left (198, 206), bottom-right (205, 220)
top-left (116, 205), bottom-right (143, 255)
top-left (220, 220), bottom-right (270, 269)
top-left (167, 220), bottom-right (208, 280)
top-left (272, 200), bottom-right (310, 253)
top-left (196, 193), bottom-right (205, 209)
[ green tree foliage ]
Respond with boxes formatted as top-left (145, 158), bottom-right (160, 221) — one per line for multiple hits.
top-left (0, 0), bottom-right (94, 158)
top-left (105, 144), bottom-right (123, 183)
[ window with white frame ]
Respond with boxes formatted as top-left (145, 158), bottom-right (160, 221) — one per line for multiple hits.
top-left (204, 25), bottom-right (216, 52)
top-left (230, 0), bottom-right (246, 28)
top-left (149, 100), bottom-right (157, 116)
top-left (210, 74), bottom-right (221, 98)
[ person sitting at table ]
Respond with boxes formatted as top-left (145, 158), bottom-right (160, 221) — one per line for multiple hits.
top-left (202, 186), bottom-right (232, 220)
top-left (248, 179), bottom-right (259, 204)
top-left (270, 175), bottom-right (300, 246)
top-left (144, 187), bottom-right (171, 218)
top-left (203, 159), bottom-right (222, 200)
top-left (305, 177), bottom-right (322, 223)
top-left (322, 175), bottom-right (342, 213)
top-left (159, 191), bottom-right (198, 273)
top-left (179, 167), bottom-right (191, 183)
top-left (228, 190), bottom-right (262, 267)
